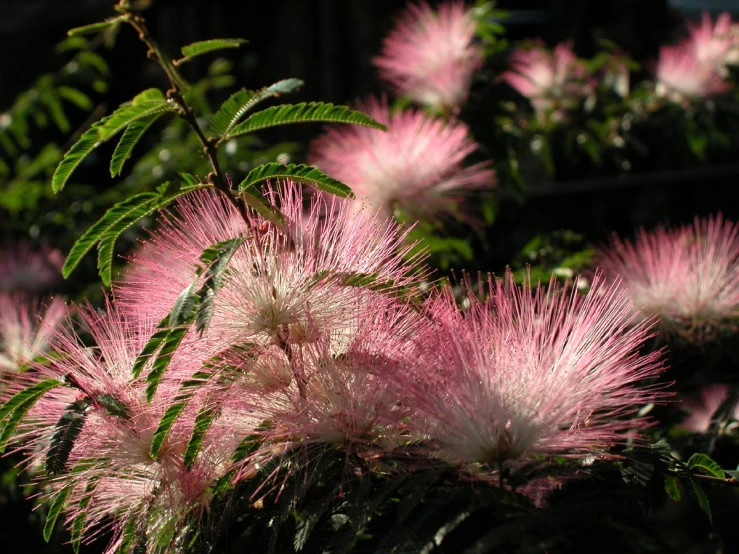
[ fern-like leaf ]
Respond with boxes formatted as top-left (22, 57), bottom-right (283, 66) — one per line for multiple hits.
top-left (240, 183), bottom-right (284, 224)
top-left (97, 91), bottom-right (172, 141)
top-left (132, 316), bottom-right (172, 378)
top-left (51, 119), bottom-right (105, 193)
top-left (222, 101), bottom-right (384, 142)
top-left (67, 16), bottom-right (128, 37)
top-left (43, 487), bottom-right (72, 543)
top-left (70, 474), bottom-right (103, 553)
top-left (63, 182), bottom-right (204, 284)
top-left (145, 326), bottom-right (189, 402)
top-left (96, 393), bottom-right (131, 419)
top-left (0, 378), bottom-right (63, 422)
top-left (46, 399), bottom-right (90, 475)
top-left (110, 112), bottom-right (164, 176)
top-left (687, 453), bottom-right (726, 480)
top-left (210, 78), bottom-right (304, 137)
top-left (240, 162), bottom-right (354, 199)
top-left (178, 38), bottom-right (247, 63)
top-left (184, 405), bottom-right (219, 469)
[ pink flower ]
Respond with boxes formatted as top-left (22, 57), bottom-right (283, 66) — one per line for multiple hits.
top-left (688, 12), bottom-right (735, 73)
top-left (655, 44), bottom-right (730, 101)
top-left (118, 183), bottom-right (425, 352)
top-left (0, 242), bottom-right (63, 293)
top-left (394, 272), bottom-right (665, 468)
top-left (502, 41), bottom-right (592, 117)
top-left (596, 215), bottom-right (739, 341)
top-left (374, 1), bottom-right (481, 112)
top-left (308, 99), bottom-right (494, 222)
top-left (679, 384), bottom-right (739, 434)
top-left (2, 303), bottom-right (239, 553)
top-left (0, 294), bottom-right (66, 380)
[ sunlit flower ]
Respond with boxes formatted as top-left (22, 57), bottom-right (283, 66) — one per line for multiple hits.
top-left (596, 215), bottom-right (739, 341)
top-left (654, 44), bottom-right (730, 101)
top-left (374, 1), bottom-right (481, 112)
top-left (309, 99), bottom-right (494, 222)
top-left (394, 272), bottom-right (665, 468)
top-left (679, 384), bottom-right (739, 434)
top-left (0, 242), bottom-right (64, 293)
top-left (0, 294), bottom-right (66, 380)
top-left (502, 41), bottom-right (592, 117)
top-left (688, 12), bottom-right (736, 75)
top-left (118, 183), bottom-right (424, 352)
top-left (2, 304), bottom-right (239, 554)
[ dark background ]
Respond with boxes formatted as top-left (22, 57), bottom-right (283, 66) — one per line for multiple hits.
top-left (2, 1), bottom-right (739, 551)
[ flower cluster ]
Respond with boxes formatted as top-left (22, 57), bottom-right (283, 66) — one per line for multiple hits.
top-left (0, 182), bottom-right (667, 551)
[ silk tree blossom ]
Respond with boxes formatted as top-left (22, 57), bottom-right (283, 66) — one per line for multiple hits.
top-left (2, 304), bottom-right (240, 554)
top-left (654, 44), bottom-right (730, 102)
top-left (0, 294), bottom-right (66, 381)
top-left (309, 99), bottom-right (494, 222)
top-left (394, 272), bottom-right (665, 469)
top-left (239, 294), bottom-right (424, 451)
top-left (0, 242), bottom-right (64, 293)
top-left (119, 183), bottom-right (425, 354)
top-left (679, 384), bottom-right (739, 434)
top-left (688, 12), bottom-right (738, 75)
top-left (502, 41), bottom-right (592, 118)
top-left (374, 1), bottom-right (482, 112)
top-left (596, 215), bottom-right (739, 341)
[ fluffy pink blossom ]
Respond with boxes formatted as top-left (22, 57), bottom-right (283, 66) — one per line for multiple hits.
top-left (679, 384), bottom-right (739, 434)
top-left (0, 294), bottom-right (66, 381)
top-left (596, 215), bottom-right (739, 341)
top-left (118, 183), bottom-right (425, 354)
top-left (0, 243), bottom-right (63, 293)
top-left (688, 12), bottom-right (736, 73)
top-left (308, 99), bottom-right (494, 222)
top-left (374, 1), bottom-right (481, 112)
top-left (2, 304), bottom-right (239, 553)
top-left (502, 41), bottom-right (592, 117)
top-left (394, 272), bottom-right (665, 468)
top-left (655, 44), bottom-right (730, 101)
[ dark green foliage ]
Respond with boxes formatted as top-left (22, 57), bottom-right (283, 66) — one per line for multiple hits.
top-left (43, 486), bottom-right (72, 542)
top-left (0, 379), bottom-right (64, 452)
top-left (209, 78), bottom-right (304, 137)
top-left (240, 162), bottom-right (354, 199)
top-left (62, 180), bottom-right (206, 285)
top-left (223, 102), bottom-right (386, 141)
top-left (179, 38), bottom-right (248, 61)
top-left (46, 399), bottom-right (91, 475)
top-left (96, 393), bottom-right (132, 419)
top-left (184, 405), bottom-right (220, 469)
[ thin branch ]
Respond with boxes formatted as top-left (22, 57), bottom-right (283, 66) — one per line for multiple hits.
top-left (117, 1), bottom-right (249, 221)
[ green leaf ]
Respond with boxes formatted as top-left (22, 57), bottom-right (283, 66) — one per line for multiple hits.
top-left (210, 79), bottom-right (304, 137)
top-left (132, 318), bottom-right (172, 378)
top-left (150, 369), bottom-right (216, 458)
top-left (145, 326), bottom-right (189, 402)
top-left (0, 379), bottom-right (63, 422)
top-left (184, 405), bottom-right (219, 469)
top-left (71, 475), bottom-right (102, 553)
top-left (63, 183), bottom-right (204, 284)
top-left (0, 395), bottom-right (44, 453)
top-left (67, 16), bottom-right (127, 37)
top-left (150, 401), bottom-right (187, 459)
top-left (194, 238), bottom-right (246, 336)
top-left (110, 112), bottom-right (164, 176)
top-left (57, 86), bottom-right (94, 111)
top-left (664, 475), bottom-right (681, 501)
top-left (169, 282), bottom-right (199, 327)
top-left (223, 102), bottom-right (385, 142)
top-left (97, 92), bottom-right (172, 141)
top-left (240, 162), bottom-right (354, 199)
top-left (46, 399), bottom-right (90, 475)
top-left (179, 38), bottom-right (247, 61)
top-left (240, 184), bottom-right (284, 224)
top-left (680, 474), bottom-right (712, 522)
top-left (96, 394), bottom-right (131, 419)
top-left (44, 486), bottom-right (72, 542)
top-left (51, 120), bottom-right (105, 193)
top-left (687, 453), bottom-right (725, 479)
